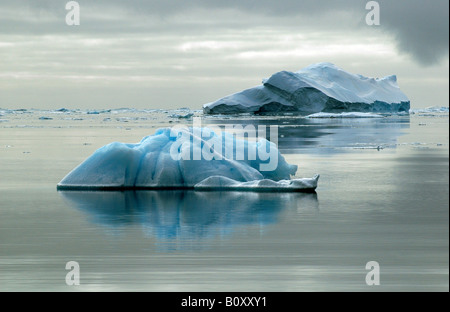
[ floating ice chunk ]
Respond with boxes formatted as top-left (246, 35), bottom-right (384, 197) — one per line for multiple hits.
top-left (86, 109), bottom-right (111, 115)
top-left (305, 112), bottom-right (384, 118)
top-left (55, 108), bottom-right (71, 113)
top-left (57, 127), bottom-right (316, 191)
top-left (203, 63), bottom-right (410, 114)
top-left (116, 117), bottom-right (139, 122)
top-left (169, 112), bottom-right (194, 119)
top-left (409, 106), bottom-right (449, 114)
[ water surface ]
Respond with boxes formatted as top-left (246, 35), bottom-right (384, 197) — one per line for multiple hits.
top-left (0, 109), bottom-right (448, 291)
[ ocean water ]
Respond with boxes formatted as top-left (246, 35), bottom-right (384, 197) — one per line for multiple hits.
top-left (0, 108), bottom-right (448, 291)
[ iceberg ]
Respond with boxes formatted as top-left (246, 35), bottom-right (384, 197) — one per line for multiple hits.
top-left (203, 63), bottom-right (410, 115)
top-left (57, 127), bottom-right (318, 192)
top-left (168, 112), bottom-right (194, 119)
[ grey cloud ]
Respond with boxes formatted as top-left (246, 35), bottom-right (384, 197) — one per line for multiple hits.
top-left (0, 0), bottom-right (448, 65)
top-left (379, 0), bottom-right (449, 65)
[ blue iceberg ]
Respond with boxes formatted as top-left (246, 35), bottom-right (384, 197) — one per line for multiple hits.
top-left (203, 63), bottom-right (410, 115)
top-left (57, 127), bottom-right (318, 192)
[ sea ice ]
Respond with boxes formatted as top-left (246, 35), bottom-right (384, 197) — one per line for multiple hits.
top-left (409, 106), bottom-right (449, 114)
top-left (57, 127), bottom-right (318, 192)
top-left (306, 112), bottom-right (384, 118)
top-left (203, 63), bottom-right (410, 115)
top-left (168, 112), bottom-right (194, 119)
top-left (55, 108), bottom-right (71, 113)
top-left (86, 109), bottom-right (111, 115)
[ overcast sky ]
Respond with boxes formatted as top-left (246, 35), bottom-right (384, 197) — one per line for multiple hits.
top-left (0, 0), bottom-right (448, 109)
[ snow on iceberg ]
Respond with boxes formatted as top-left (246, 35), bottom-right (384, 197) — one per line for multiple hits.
top-left (57, 127), bottom-right (318, 192)
top-left (203, 62), bottom-right (410, 115)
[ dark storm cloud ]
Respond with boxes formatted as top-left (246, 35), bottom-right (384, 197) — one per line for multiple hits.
top-left (0, 0), bottom-right (448, 65)
top-left (379, 0), bottom-right (449, 65)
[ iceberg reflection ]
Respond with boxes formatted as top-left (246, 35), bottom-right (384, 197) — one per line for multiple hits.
top-left (59, 190), bottom-right (318, 242)
top-left (202, 115), bottom-right (410, 154)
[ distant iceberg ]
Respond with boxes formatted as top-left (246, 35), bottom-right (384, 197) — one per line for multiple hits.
top-left (57, 127), bottom-right (318, 192)
top-left (203, 63), bottom-right (410, 115)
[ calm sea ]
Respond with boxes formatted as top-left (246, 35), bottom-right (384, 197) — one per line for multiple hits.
top-left (0, 109), bottom-right (448, 291)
